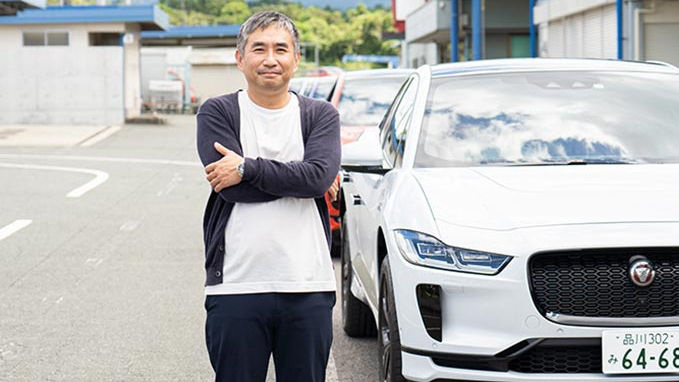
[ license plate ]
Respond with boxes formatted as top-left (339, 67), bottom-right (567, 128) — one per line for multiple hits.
top-left (603, 328), bottom-right (679, 374)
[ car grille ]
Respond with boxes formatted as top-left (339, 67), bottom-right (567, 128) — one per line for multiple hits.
top-left (508, 341), bottom-right (601, 373)
top-left (529, 248), bottom-right (679, 318)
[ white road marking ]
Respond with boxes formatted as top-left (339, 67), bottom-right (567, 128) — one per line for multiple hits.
top-left (78, 125), bottom-right (121, 147)
top-left (0, 341), bottom-right (24, 362)
top-left (119, 220), bottom-right (141, 232)
top-left (85, 258), bottom-right (104, 267)
top-left (0, 162), bottom-right (108, 198)
top-left (0, 219), bottom-right (32, 242)
top-left (0, 154), bottom-right (202, 167)
top-left (55, 296), bottom-right (64, 304)
top-left (157, 172), bottom-right (183, 196)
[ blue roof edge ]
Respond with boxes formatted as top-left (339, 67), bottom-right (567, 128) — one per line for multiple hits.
top-left (0, 4), bottom-right (169, 31)
top-left (140, 25), bottom-right (240, 39)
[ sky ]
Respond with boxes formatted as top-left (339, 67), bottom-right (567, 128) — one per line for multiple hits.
top-left (250, 0), bottom-right (392, 11)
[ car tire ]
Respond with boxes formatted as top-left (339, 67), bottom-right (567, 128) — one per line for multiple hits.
top-left (341, 219), bottom-right (377, 338)
top-left (331, 228), bottom-right (341, 258)
top-left (378, 257), bottom-right (409, 382)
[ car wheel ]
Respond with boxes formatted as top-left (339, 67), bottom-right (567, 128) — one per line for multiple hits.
top-left (378, 257), bottom-right (409, 382)
top-left (331, 228), bottom-right (341, 258)
top-left (341, 218), bottom-right (376, 337)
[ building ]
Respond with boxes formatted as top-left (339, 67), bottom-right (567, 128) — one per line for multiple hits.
top-left (534, 0), bottom-right (679, 66)
top-left (0, 4), bottom-right (168, 125)
top-left (394, 0), bottom-right (531, 67)
top-left (0, 0), bottom-right (44, 16)
top-left (140, 25), bottom-right (245, 108)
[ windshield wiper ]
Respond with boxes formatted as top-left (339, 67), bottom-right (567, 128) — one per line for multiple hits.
top-left (536, 158), bottom-right (641, 165)
top-left (480, 158), bottom-right (642, 166)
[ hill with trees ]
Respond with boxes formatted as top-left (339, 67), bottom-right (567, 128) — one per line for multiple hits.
top-left (159, 0), bottom-right (399, 66)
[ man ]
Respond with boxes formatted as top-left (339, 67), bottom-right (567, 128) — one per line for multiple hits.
top-left (195, 11), bottom-right (341, 382)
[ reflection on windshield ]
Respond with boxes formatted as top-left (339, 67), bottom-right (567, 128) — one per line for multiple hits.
top-left (289, 78), bottom-right (304, 94)
top-left (337, 76), bottom-right (407, 126)
top-left (416, 71), bottom-right (679, 167)
top-left (309, 77), bottom-right (336, 101)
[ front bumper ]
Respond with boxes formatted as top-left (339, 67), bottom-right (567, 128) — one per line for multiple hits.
top-left (402, 351), bottom-right (679, 381)
top-left (385, 222), bottom-right (679, 381)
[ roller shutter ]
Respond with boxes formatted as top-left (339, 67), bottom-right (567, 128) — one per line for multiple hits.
top-left (602, 4), bottom-right (617, 58)
top-left (644, 23), bottom-right (679, 67)
top-left (583, 7), bottom-right (603, 57)
top-left (548, 20), bottom-right (564, 57)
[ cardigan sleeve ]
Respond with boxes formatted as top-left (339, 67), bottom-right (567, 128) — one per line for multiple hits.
top-left (196, 97), bottom-right (280, 203)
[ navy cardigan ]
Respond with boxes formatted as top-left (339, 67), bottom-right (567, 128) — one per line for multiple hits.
top-left (196, 91), bottom-right (341, 286)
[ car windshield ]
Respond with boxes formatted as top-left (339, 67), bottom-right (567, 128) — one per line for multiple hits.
top-left (308, 76), bottom-right (336, 101)
top-left (415, 70), bottom-right (679, 167)
top-left (289, 78), bottom-right (305, 94)
top-left (337, 76), bottom-right (407, 126)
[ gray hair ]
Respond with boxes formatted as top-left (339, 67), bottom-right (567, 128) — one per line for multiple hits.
top-left (237, 11), bottom-right (300, 54)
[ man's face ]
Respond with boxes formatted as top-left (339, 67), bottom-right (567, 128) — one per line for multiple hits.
top-left (236, 25), bottom-right (300, 93)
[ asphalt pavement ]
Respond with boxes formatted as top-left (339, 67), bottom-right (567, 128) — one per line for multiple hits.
top-left (0, 114), bottom-right (377, 381)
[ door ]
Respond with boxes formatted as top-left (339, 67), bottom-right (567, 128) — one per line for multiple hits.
top-left (352, 75), bottom-right (420, 308)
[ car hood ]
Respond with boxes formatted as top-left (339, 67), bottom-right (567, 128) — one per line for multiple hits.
top-left (412, 164), bottom-right (679, 231)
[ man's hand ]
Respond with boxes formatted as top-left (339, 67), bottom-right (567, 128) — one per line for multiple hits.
top-left (327, 176), bottom-right (340, 202)
top-left (205, 142), bottom-right (244, 192)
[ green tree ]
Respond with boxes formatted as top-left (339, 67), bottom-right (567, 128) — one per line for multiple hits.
top-left (216, 0), bottom-right (252, 25)
top-left (157, 1), bottom-right (399, 66)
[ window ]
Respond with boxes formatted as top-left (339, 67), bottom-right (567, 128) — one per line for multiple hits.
top-left (23, 31), bottom-right (69, 46)
top-left (380, 75), bottom-right (419, 168)
top-left (89, 33), bottom-right (122, 46)
top-left (337, 76), bottom-right (410, 127)
top-left (47, 32), bottom-right (69, 46)
top-left (23, 32), bottom-right (45, 46)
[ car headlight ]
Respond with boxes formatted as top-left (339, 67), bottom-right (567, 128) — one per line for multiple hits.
top-left (393, 230), bottom-right (512, 275)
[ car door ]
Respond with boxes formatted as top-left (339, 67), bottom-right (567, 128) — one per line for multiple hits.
top-left (350, 75), bottom-right (420, 309)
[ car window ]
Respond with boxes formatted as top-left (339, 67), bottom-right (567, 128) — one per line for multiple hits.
top-left (289, 77), bottom-right (304, 94)
top-left (337, 76), bottom-right (409, 127)
top-left (308, 76), bottom-right (337, 101)
top-left (381, 76), bottom-right (419, 168)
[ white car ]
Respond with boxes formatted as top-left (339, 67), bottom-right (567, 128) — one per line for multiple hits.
top-left (339, 58), bottom-right (679, 382)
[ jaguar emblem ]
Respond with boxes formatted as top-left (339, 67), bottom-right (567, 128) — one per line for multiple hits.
top-left (629, 256), bottom-right (655, 287)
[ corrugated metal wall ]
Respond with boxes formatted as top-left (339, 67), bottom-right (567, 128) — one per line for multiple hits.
top-left (601, 4), bottom-right (617, 58)
top-left (543, 4), bottom-right (616, 59)
top-left (547, 20), bottom-right (563, 56)
top-left (644, 23), bottom-right (679, 66)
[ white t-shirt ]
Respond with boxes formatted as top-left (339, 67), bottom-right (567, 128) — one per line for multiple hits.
top-left (205, 91), bottom-right (336, 295)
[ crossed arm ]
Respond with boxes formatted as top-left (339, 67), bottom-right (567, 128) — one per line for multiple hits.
top-left (196, 99), bottom-right (341, 203)
top-left (205, 142), bottom-right (340, 201)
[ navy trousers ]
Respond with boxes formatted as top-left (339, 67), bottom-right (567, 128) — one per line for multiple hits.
top-left (205, 292), bottom-right (335, 382)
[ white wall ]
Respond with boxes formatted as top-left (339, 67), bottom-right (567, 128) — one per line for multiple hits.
top-left (402, 42), bottom-right (439, 68)
top-left (0, 23), bottom-right (134, 125)
top-left (394, 0), bottom-right (426, 23)
top-left (192, 65), bottom-right (246, 100)
top-left (123, 24), bottom-right (142, 120)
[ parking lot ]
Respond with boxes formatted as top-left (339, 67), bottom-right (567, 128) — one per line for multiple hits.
top-left (0, 115), bottom-right (377, 381)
